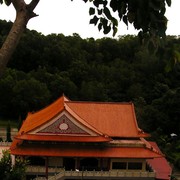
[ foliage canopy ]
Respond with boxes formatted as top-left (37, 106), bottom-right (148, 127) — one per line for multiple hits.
top-left (0, 0), bottom-right (173, 75)
top-left (84, 0), bottom-right (171, 43)
top-left (0, 150), bottom-right (27, 180)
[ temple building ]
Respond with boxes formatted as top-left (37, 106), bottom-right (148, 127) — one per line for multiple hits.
top-left (10, 95), bottom-right (172, 180)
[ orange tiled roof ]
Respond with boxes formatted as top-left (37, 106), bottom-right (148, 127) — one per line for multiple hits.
top-left (18, 95), bottom-right (149, 138)
top-left (10, 95), bottom-right (161, 159)
top-left (10, 142), bottom-right (162, 158)
top-left (18, 95), bottom-right (66, 135)
top-left (147, 142), bottom-right (172, 180)
top-left (14, 134), bottom-right (112, 142)
top-left (65, 101), bottom-right (148, 137)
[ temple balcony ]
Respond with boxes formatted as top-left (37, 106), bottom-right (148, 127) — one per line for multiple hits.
top-left (26, 165), bottom-right (156, 180)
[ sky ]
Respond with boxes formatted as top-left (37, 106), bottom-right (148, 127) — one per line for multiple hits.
top-left (0, 0), bottom-right (179, 39)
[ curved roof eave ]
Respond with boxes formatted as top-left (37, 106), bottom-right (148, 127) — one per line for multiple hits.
top-left (18, 95), bottom-right (66, 135)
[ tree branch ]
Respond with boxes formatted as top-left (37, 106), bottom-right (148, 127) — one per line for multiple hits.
top-left (27, 0), bottom-right (40, 18)
top-left (27, 0), bottom-right (40, 12)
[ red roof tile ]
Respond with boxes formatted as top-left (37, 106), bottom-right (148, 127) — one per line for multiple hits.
top-left (147, 142), bottom-right (172, 180)
top-left (66, 101), bottom-right (148, 137)
top-left (19, 95), bottom-right (149, 138)
top-left (15, 134), bottom-right (112, 142)
top-left (11, 143), bottom-right (162, 158)
top-left (19, 96), bottom-right (66, 134)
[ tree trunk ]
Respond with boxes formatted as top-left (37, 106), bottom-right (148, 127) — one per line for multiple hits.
top-left (0, 0), bottom-right (40, 77)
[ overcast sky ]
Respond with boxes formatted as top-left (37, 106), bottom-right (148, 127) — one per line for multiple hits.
top-left (0, 0), bottom-right (179, 39)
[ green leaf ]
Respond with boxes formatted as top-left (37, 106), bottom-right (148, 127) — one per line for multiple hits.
top-left (102, 0), bottom-right (107, 7)
top-left (127, 12), bottom-right (135, 24)
top-left (149, 1), bottom-right (161, 11)
top-left (90, 15), bottom-right (99, 25)
top-left (123, 15), bottom-right (128, 26)
top-left (165, 0), bottom-right (171, 7)
top-left (165, 58), bottom-right (174, 72)
top-left (103, 25), bottom-right (111, 34)
top-left (89, 7), bottom-right (95, 15)
top-left (98, 22), bottom-right (102, 31)
top-left (98, 9), bottom-right (103, 15)
top-left (148, 39), bottom-right (157, 54)
top-left (93, 0), bottom-right (102, 7)
top-left (118, 12), bottom-right (123, 20)
top-left (100, 18), bottom-right (110, 34)
top-left (120, 2), bottom-right (127, 15)
top-left (101, 17), bottom-right (108, 27)
top-left (4, 0), bottom-right (11, 6)
top-left (138, 31), bottom-right (143, 44)
top-left (173, 50), bottom-right (180, 63)
top-left (104, 7), bottom-right (112, 20)
top-left (112, 25), bottom-right (118, 37)
top-left (112, 17), bottom-right (118, 27)
top-left (110, 0), bottom-right (118, 12)
top-left (160, 6), bottom-right (166, 15)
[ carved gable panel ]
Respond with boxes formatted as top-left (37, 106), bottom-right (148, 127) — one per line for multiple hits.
top-left (37, 114), bottom-right (89, 135)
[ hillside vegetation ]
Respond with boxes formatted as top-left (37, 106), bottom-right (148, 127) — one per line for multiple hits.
top-left (0, 20), bottom-right (179, 168)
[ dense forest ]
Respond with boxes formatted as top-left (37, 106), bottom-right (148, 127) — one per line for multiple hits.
top-left (0, 20), bottom-right (179, 167)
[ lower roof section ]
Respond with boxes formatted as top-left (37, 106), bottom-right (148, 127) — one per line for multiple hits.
top-left (11, 142), bottom-right (162, 159)
top-left (147, 142), bottom-right (172, 180)
top-left (15, 134), bottom-right (111, 142)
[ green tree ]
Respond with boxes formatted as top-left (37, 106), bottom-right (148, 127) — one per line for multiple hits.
top-left (48, 73), bottom-right (78, 100)
top-left (0, 0), bottom-right (171, 76)
top-left (86, 0), bottom-right (170, 39)
top-left (80, 81), bottom-right (108, 101)
top-left (0, 150), bottom-right (12, 180)
top-left (6, 122), bottom-right (12, 142)
top-left (0, 150), bottom-right (27, 180)
top-left (0, 70), bottom-right (16, 117)
top-left (9, 29), bottom-right (45, 72)
top-left (0, 0), bottom-right (40, 76)
top-left (12, 77), bottom-right (51, 117)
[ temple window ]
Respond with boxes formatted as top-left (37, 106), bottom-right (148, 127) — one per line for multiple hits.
top-left (128, 162), bottom-right (143, 170)
top-left (80, 158), bottom-right (99, 171)
top-left (112, 162), bottom-right (127, 170)
top-left (111, 160), bottom-right (143, 171)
